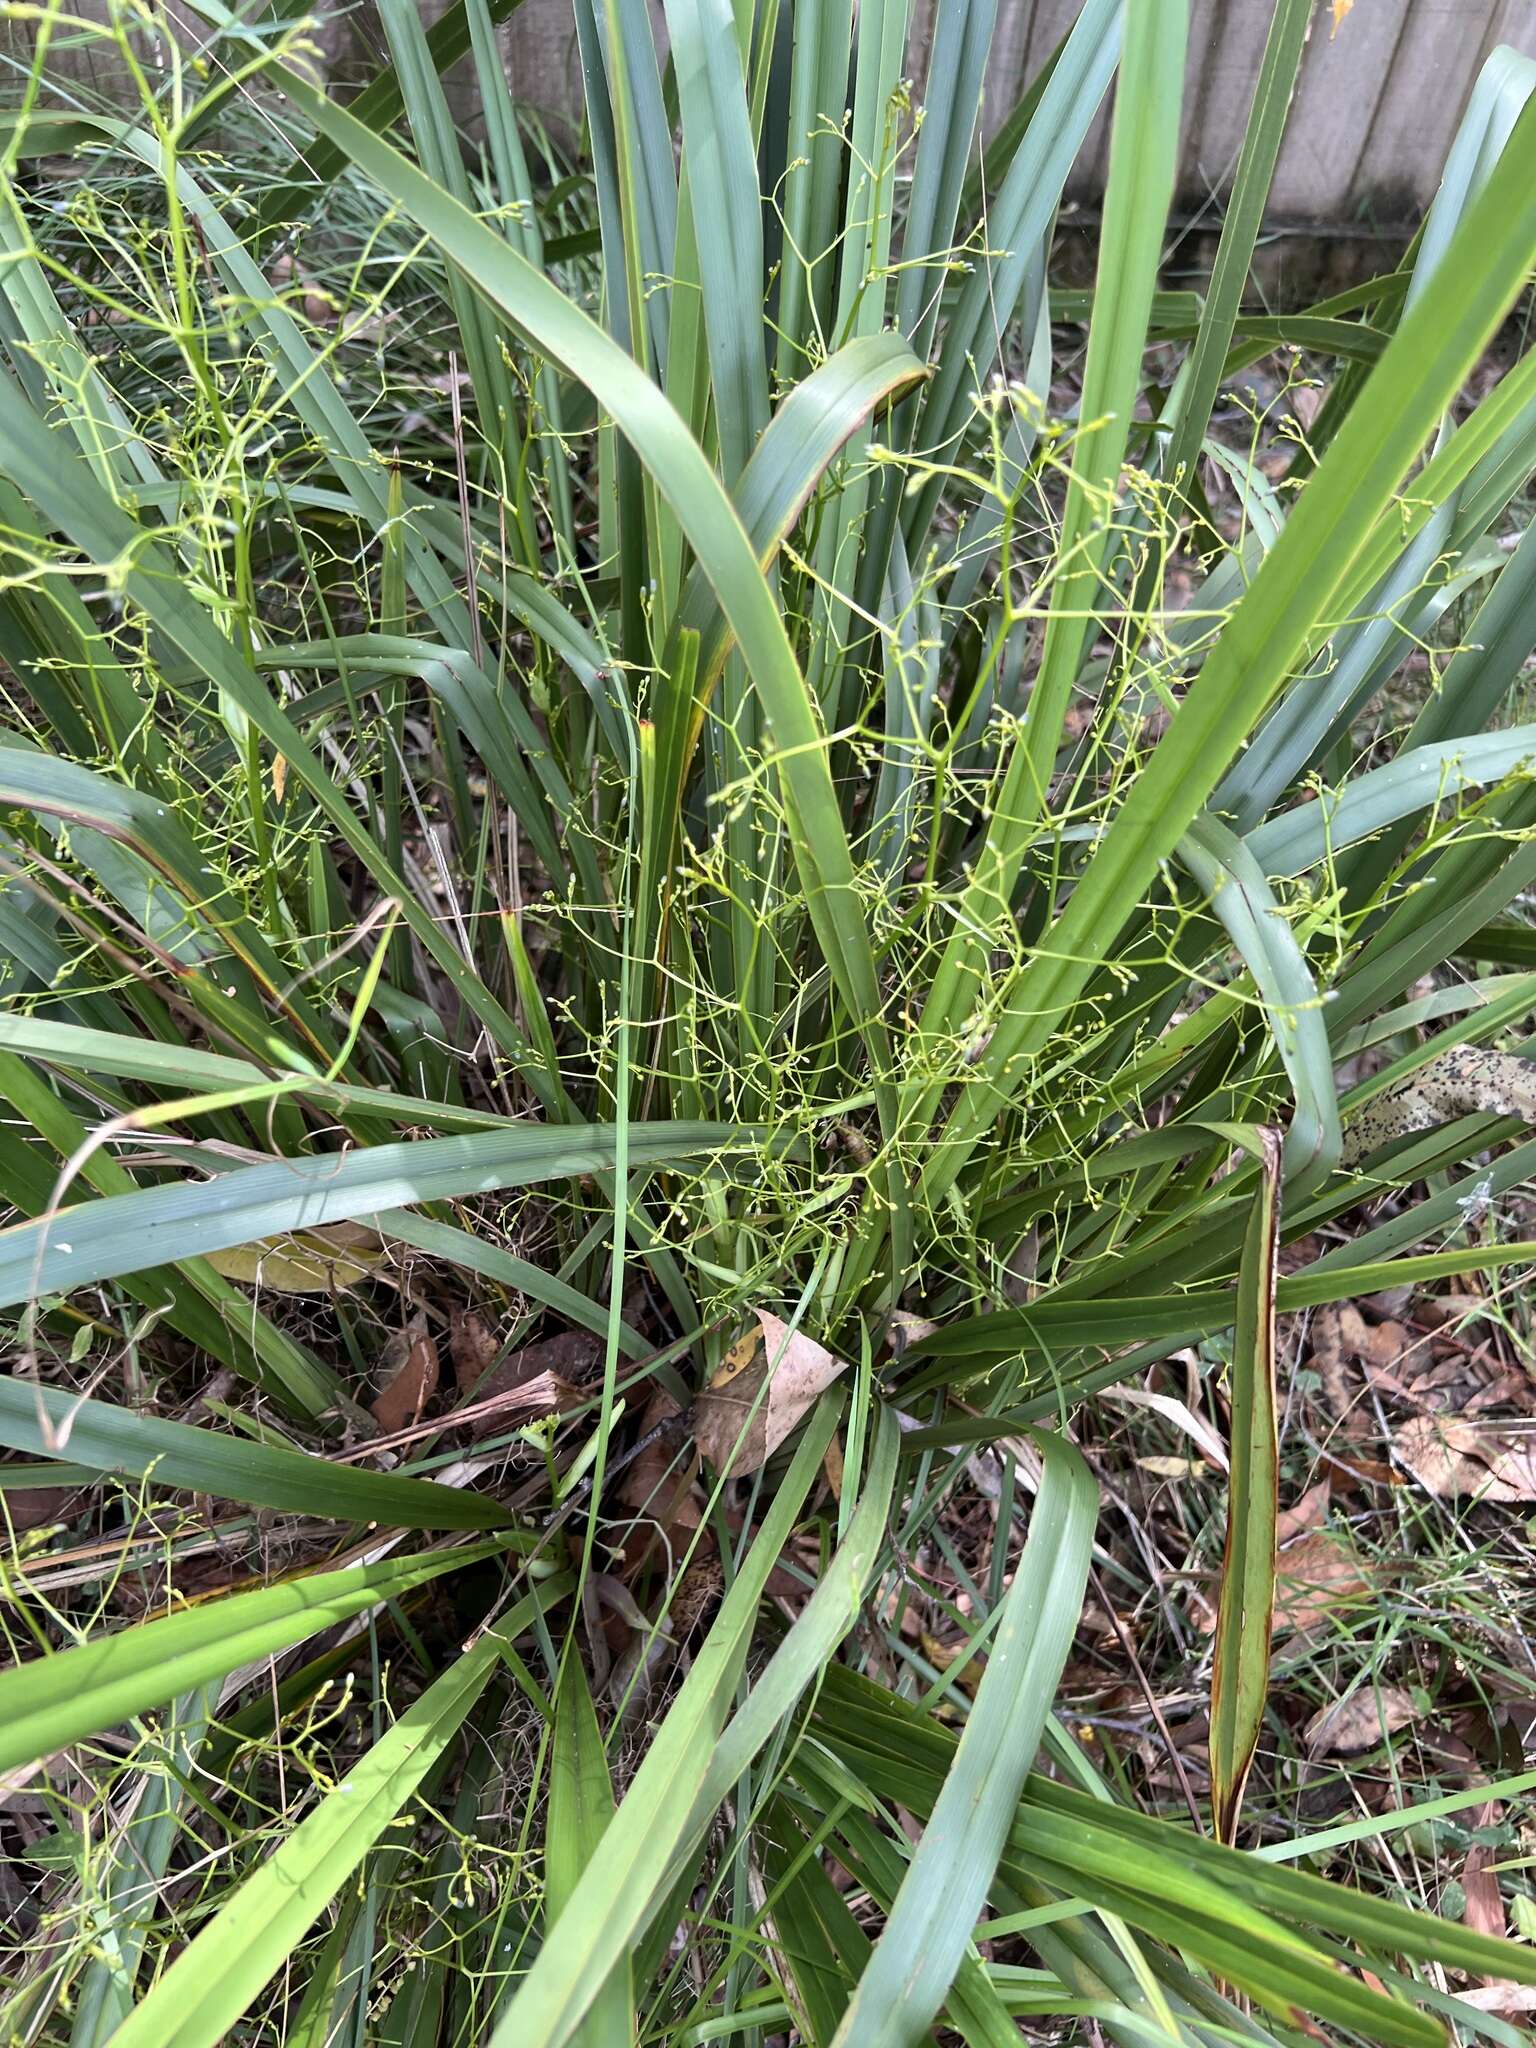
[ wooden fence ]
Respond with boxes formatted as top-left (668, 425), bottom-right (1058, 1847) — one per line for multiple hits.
top-left (7, 0), bottom-right (1536, 227)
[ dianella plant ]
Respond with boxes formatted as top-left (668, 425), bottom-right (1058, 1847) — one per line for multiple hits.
top-left (2, 0), bottom-right (1536, 2042)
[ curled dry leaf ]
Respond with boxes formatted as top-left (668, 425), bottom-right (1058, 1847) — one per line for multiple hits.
top-left (463, 1369), bottom-right (581, 1437)
top-left (1305, 1685), bottom-right (1419, 1754)
top-left (1395, 1415), bottom-right (1536, 1502)
top-left (694, 1310), bottom-right (850, 1479)
top-left (1107, 1385), bottom-right (1229, 1472)
top-left (371, 1312), bottom-right (440, 1432)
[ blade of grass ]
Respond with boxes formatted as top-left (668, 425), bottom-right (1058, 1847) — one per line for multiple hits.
top-left (269, 69), bottom-right (895, 1130)
top-left (831, 1430), bottom-right (1096, 2048)
top-left (666, 0), bottom-right (768, 482)
top-left (929, 86), bottom-right (1536, 1205)
top-left (106, 1577), bottom-right (570, 2048)
top-left (1161, 0), bottom-right (1312, 505)
top-left (1180, 815), bottom-right (1341, 1194)
top-left (250, 0), bottom-right (531, 229)
top-left (0, 1120), bottom-right (743, 1307)
top-left (0, 1374), bottom-right (510, 1530)
top-left (547, 1657), bottom-right (634, 2046)
top-left (1208, 1129), bottom-right (1280, 1846)
top-left (491, 1397), bottom-right (839, 2048)
top-left (909, 0), bottom-right (1184, 1073)
top-left (0, 1538), bottom-right (526, 1776)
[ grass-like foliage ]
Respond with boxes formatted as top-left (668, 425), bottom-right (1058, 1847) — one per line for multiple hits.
top-left (2, 0), bottom-right (1536, 2041)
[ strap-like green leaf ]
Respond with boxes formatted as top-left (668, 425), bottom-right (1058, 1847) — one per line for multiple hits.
top-left (832, 1431), bottom-right (1096, 2047)
top-left (0, 1122), bottom-right (742, 1307)
top-left (0, 1374), bottom-right (509, 1530)
top-left (0, 1540), bottom-right (527, 1776)
top-left (106, 1577), bottom-right (569, 2048)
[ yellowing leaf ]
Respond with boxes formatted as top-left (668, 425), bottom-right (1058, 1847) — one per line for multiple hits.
top-left (204, 1222), bottom-right (385, 1294)
top-left (1331, 0), bottom-right (1355, 34)
top-left (693, 1310), bottom-right (849, 1478)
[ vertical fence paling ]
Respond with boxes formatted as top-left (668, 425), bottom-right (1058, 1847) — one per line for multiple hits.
top-left (4, 0), bottom-right (1536, 224)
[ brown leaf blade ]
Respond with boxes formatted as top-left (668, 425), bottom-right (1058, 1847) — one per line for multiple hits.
top-left (1272, 1529), bottom-right (1374, 1637)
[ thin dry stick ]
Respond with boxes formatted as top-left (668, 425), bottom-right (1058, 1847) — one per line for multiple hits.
top-left (1087, 1562), bottom-right (1205, 1834)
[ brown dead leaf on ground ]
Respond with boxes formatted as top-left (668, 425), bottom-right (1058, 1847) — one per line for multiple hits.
top-left (1395, 1416), bottom-right (1536, 1502)
top-left (694, 1311), bottom-right (850, 1478)
top-left (463, 1330), bottom-right (600, 1437)
top-left (618, 1387), bottom-right (703, 1565)
top-left (1453, 1986), bottom-right (1536, 2016)
top-left (371, 1312), bottom-right (440, 1432)
top-left (1317, 1445), bottom-right (1397, 1490)
top-left (448, 1308), bottom-right (499, 1397)
top-left (1462, 1805), bottom-right (1506, 1939)
top-left (1275, 1480), bottom-right (1332, 1545)
top-left (1311, 1304), bottom-right (1415, 1433)
top-left (1272, 1530), bottom-right (1374, 1638)
top-left (4, 1484), bottom-right (78, 1533)
top-left (1416, 1290), bottom-right (1490, 1334)
top-left (1305, 1686), bottom-right (1419, 1754)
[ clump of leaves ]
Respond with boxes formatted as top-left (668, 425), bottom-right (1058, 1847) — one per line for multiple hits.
top-left (3, 0), bottom-right (1536, 2042)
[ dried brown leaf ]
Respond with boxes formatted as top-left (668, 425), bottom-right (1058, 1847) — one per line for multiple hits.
top-left (1305, 1685), bottom-right (1418, 1754)
top-left (4, 1485), bottom-right (76, 1533)
top-left (465, 1330), bottom-right (600, 1436)
top-left (1275, 1479), bottom-right (1332, 1545)
top-left (694, 1311), bottom-right (850, 1479)
top-left (1462, 1844), bottom-right (1506, 1940)
top-left (1452, 1985), bottom-right (1536, 2015)
top-left (371, 1312), bottom-right (440, 1432)
top-left (618, 1387), bottom-right (702, 1560)
top-left (1272, 1530), bottom-right (1373, 1638)
top-left (448, 1308), bottom-right (499, 1397)
top-left (1395, 1415), bottom-right (1536, 1502)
